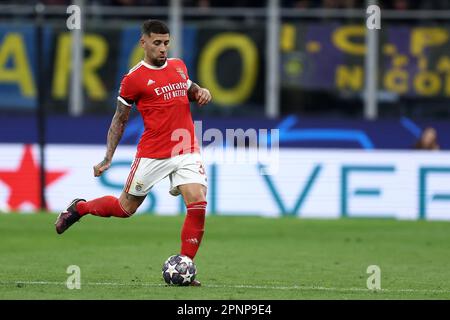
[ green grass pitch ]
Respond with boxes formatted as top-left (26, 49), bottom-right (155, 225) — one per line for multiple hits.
top-left (1, 213), bottom-right (450, 299)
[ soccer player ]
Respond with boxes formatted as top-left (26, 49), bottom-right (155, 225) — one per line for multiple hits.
top-left (55, 20), bottom-right (211, 286)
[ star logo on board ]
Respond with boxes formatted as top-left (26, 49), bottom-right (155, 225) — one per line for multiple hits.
top-left (0, 145), bottom-right (67, 210)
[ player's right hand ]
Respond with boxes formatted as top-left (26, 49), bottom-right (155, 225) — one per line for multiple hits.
top-left (93, 158), bottom-right (111, 177)
top-left (195, 87), bottom-right (212, 106)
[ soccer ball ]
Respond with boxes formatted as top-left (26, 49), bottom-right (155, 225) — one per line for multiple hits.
top-left (162, 254), bottom-right (197, 286)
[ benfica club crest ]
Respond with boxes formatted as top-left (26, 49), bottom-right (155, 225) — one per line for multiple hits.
top-left (176, 68), bottom-right (187, 80)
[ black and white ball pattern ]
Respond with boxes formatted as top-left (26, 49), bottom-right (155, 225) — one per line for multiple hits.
top-left (162, 254), bottom-right (197, 286)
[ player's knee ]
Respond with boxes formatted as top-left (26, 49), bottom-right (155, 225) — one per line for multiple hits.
top-left (121, 203), bottom-right (138, 216)
top-left (189, 197), bottom-right (206, 205)
top-left (118, 199), bottom-right (138, 217)
top-left (186, 194), bottom-right (207, 206)
top-left (184, 186), bottom-right (207, 205)
top-left (119, 192), bottom-right (145, 216)
top-left (125, 207), bottom-right (137, 216)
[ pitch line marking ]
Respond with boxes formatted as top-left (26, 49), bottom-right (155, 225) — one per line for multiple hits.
top-left (1, 281), bottom-right (449, 294)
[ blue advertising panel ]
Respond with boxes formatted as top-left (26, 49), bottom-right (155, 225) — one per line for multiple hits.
top-left (0, 114), bottom-right (448, 150)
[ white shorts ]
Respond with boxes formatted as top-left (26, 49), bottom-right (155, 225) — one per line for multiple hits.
top-left (124, 152), bottom-right (207, 197)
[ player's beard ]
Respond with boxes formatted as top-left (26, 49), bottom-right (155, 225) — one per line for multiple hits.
top-left (153, 56), bottom-right (167, 67)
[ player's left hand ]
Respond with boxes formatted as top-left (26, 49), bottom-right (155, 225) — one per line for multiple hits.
top-left (93, 158), bottom-right (111, 177)
top-left (196, 88), bottom-right (211, 106)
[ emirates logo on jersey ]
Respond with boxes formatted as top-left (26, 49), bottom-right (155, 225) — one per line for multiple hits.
top-left (176, 68), bottom-right (187, 80)
top-left (154, 81), bottom-right (188, 100)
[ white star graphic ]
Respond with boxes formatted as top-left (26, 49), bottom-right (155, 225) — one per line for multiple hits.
top-left (181, 269), bottom-right (193, 284)
top-left (165, 263), bottom-right (178, 279)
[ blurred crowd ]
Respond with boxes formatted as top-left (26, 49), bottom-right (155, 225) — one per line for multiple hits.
top-left (414, 127), bottom-right (440, 150)
top-left (283, 0), bottom-right (450, 10)
top-left (6, 0), bottom-right (450, 10)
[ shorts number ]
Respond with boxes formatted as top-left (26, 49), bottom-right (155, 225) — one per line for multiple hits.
top-left (197, 161), bottom-right (206, 175)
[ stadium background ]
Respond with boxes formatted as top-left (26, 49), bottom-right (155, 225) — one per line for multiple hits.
top-left (1, 0), bottom-right (449, 220)
top-left (1, 0), bottom-right (450, 301)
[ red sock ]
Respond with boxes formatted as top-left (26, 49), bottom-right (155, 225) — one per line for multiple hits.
top-left (76, 196), bottom-right (131, 218)
top-left (180, 201), bottom-right (207, 260)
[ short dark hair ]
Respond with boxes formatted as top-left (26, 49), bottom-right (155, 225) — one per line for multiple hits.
top-left (141, 20), bottom-right (170, 36)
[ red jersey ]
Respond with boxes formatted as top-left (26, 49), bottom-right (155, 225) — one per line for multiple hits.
top-left (118, 58), bottom-right (199, 159)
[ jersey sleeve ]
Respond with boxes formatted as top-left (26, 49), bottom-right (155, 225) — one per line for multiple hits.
top-left (117, 74), bottom-right (139, 107)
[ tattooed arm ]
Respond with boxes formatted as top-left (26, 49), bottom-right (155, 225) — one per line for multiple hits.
top-left (93, 100), bottom-right (131, 177)
top-left (188, 82), bottom-right (212, 106)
